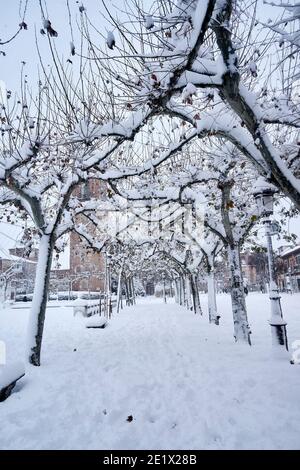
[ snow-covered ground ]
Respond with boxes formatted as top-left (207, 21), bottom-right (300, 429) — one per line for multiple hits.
top-left (0, 293), bottom-right (300, 450)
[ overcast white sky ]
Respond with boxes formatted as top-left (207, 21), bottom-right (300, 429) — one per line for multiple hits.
top-left (1, 0), bottom-right (112, 91)
top-left (0, 0), bottom-right (279, 92)
top-left (0, 0), bottom-right (299, 258)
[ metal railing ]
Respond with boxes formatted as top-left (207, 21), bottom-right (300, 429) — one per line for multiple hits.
top-left (73, 295), bottom-right (117, 317)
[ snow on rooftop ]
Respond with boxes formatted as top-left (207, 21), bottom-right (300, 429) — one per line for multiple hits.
top-left (252, 176), bottom-right (278, 195)
top-left (0, 253), bottom-right (36, 264)
top-left (279, 245), bottom-right (300, 258)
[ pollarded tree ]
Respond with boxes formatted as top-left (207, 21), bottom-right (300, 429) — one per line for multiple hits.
top-left (154, 236), bottom-right (203, 314)
top-left (199, 232), bottom-right (222, 325)
top-left (118, 135), bottom-right (259, 343)
top-left (88, 0), bottom-right (300, 210)
top-left (0, 73), bottom-right (182, 366)
top-left (201, 154), bottom-right (263, 345)
top-left (107, 187), bottom-right (205, 314)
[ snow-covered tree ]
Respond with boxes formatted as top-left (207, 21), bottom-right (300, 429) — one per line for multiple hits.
top-left (199, 232), bottom-right (222, 325)
top-left (0, 74), bottom-right (176, 366)
top-left (87, 0), bottom-right (300, 210)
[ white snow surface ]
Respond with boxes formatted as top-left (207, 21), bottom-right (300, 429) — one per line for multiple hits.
top-left (85, 317), bottom-right (107, 328)
top-left (0, 294), bottom-right (300, 450)
top-left (0, 362), bottom-right (25, 389)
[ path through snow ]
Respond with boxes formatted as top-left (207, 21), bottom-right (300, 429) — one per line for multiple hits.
top-left (0, 294), bottom-right (300, 449)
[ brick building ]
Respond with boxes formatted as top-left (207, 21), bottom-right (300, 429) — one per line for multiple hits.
top-left (69, 180), bottom-right (107, 292)
top-left (240, 252), bottom-right (268, 289)
top-left (277, 245), bottom-right (300, 292)
top-left (1, 180), bottom-right (109, 298)
top-left (215, 250), bottom-right (268, 292)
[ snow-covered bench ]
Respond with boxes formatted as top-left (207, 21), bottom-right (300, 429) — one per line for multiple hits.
top-left (0, 362), bottom-right (25, 402)
top-left (85, 317), bottom-right (108, 329)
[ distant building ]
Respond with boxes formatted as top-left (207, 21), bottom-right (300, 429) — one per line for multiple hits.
top-left (68, 180), bottom-right (107, 292)
top-left (241, 252), bottom-right (268, 290)
top-left (277, 245), bottom-right (300, 292)
top-left (215, 250), bottom-right (268, 292)
top-left (214, 244), bottom-right (300, 294)
top-left (1, 180), bottom-right (109, 298)
top-left (277, 245), bottom-right (293, 255)
top-left (0, 249), bottom-right (37, 299)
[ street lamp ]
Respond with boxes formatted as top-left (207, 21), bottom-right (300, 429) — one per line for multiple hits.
top-left (253, 178), bottom-right (288, 350)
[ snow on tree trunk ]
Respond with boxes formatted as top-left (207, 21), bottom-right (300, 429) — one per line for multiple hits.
top-left (116, 266), bottom-right (123, 313)
top-left (0, 278), bottom-right (8, 306)
top-left (227, 244), bottom-right (251, 345)
top-left (207, 269), bottom-right (219, 325)
top-left (27, 234), bottom-right (54, 366)
top-left (179, 277), bottom-right (184, 305)
top-left (128, 278), bottom-right (133, 305)
top-left (177, 277), bottom-right (183, 305)
top-left (190, 274), bottom-right (202, 314)
top-left (131, 277), bottom-right (136, 305)
top-left (194, 275), bottom-right (203, 315)
top-left (124, 279), bottom-right (129, 306)
top-left (185, 275), bottom-right (193, 311)
top-left (174, 279), bottom-right (180, 304)
top-left (125, 278), bottom-right (134, 306)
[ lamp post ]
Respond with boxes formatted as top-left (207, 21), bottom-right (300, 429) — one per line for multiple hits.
top-left (253, 178), bottom-right (288, 350)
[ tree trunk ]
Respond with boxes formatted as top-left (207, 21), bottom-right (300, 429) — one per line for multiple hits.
top-left (227, 244), bottom-right (251, 344)
top-left (126, 277), bottom-right (134, 306)
top-left (0, 278), bottom-right (8, 305)
top-left (190, 274), bottom-right (202, 314)
top-left (194, 274), bottom-right (203, 315)
top-left (120, 290), bottom-right (123, 310)
top-left (179, 277), bottom-right (184, 305)
top-left (163, 278), bottom-right (166, 303)
top-left (131, 277), bottom-right (136, 305)
top-left (174, 278), bottom-right (179, 304)
top-left (27, 234), bottom-right (54, 366)
top-left (207, 269), bottom-right (219, 325)
top-left (116, 267), bottom-right (123, 314)
top-left (128, 278), bottom-right (133, 306)
top-left (185, 275), bottom-right (193, 311)
top-left (125, 279), bottom-right (130, 306)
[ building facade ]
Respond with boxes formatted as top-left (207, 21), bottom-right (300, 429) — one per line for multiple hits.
top-left (68, 180), bottom-right (107, 292)
top-left (277, 245), bottom-right (300, 292)
top-left (1, 180), bottom-right (108, 298)
top-left (0, 249), bottom-right (37, 300)
top-left (215, 250), bottom-right (269, 292)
